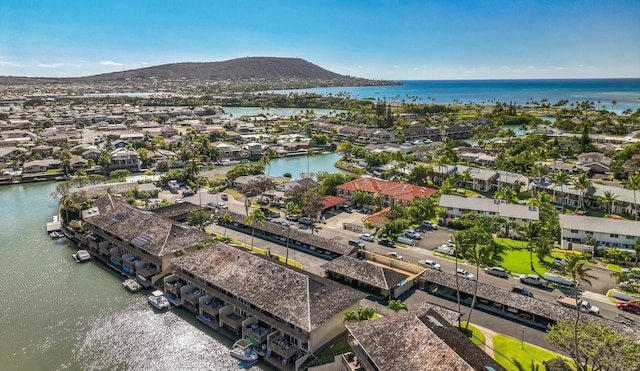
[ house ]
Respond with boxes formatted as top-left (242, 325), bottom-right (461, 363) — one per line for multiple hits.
top-left (559, 214), bottom-right (640, 252)
top-left (22, 159), bottom-right (60, 173)
top-left (576, 152), bottom-right (613, 174)
top-left (109, 148), bottom-right (140, 171)
top-left (112, 139), bottom-right (128, 149)
top-left (167, 243), bottom-right (366, 370)
top-left (345, 306), bottom-right (505, 371)
top-left (212, 142), bottom-right (243, 159)
top-left (622, 154), bottom-right (640, 175)
top-left (70, 156), bottom-right (89, 170)
top-left (455, 165), bottom-right (497, 192)
top-left (245, 142), bottom-right (263, 161)
top-left (82, 148), bottom-right (102, 161)
top-left (494, 171), bottom-right (529, 192)
top-left (439, 195), bottom-right (539, 236)
top-left (337, 178), bottom-right (437, 208)
top-left (81, 194), bottom-right (213, 283)
top-left (160, 125), bottom-right (179, 137)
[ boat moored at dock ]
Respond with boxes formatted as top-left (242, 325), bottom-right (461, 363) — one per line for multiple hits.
top-left (72, 250), bottom-right (92, 263)
top-left (147, 290), bottom-right (171, 310)
top-left (122, 278), bottom-right (143, 292)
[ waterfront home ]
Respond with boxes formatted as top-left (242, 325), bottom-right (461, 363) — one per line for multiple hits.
top-left (82, 148), bottom-right (101, 161)
top-left (336, 178), bottom-right (437, 208)
top-left (345, 306), bottom-right (505, 371)
top-left (81, 194), bottom-right (213, 283)
top-left (22, 159), bottom-right (61, 173)
top-left (212, 141), bottom-right (243, 160)
top-left (439, 194), bottom-right (539, 236)
top-left (70, 156), bottom-right (89, 170)
top-left (576, 152), bottom-right (613, 174)
top-left (559, 214), bottom-right (640, 252)
top-left (168, 243), bottom-right (366, 370)
top-left (109, 148), bottom-right (140, 171)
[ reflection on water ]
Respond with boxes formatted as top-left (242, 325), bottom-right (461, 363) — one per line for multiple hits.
top-left (0, 182), bottom-right (265, 370)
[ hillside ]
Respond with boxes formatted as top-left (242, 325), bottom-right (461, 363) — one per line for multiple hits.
top-left (0, 57), bottom-right (398, 89)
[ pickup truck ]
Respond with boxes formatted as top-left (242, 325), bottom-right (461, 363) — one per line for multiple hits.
top-left (557, 296), bottom-right (600, 315)
top-left (519, 274), bottom-right (549, 287)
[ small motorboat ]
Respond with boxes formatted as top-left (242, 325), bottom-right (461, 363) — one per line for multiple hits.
top-left (122, 278), bottom-right (142, 292)
top-left (72, 250), bottom-right (92, 263)
top-left (238, 359), bottom-right (258, 369)
top-left (230, 339), bottom-right (258, 362)
top-left (147, 290), bottom-right (171, 310)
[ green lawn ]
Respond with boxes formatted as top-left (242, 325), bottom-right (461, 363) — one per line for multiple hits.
top-left (304, 332), bottom-right (352, 368)
top-left (459, 322), bottom-right (486, 345)
top-left (493, 238), bottom-right (565, 275)
top-left (493, 334), bottom-right (570, 371)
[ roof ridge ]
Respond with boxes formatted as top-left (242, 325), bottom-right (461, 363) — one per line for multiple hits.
top-left (305, 275), bottom-right (312, 332)
top-left (379, 265), bottom-right (389, 290)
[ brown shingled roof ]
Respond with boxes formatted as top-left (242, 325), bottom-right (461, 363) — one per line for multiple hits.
top-left (84, 194), bottom-right (213, 257)
top-left (171, 243), bottom-right (367, 332)
top-left (321, 256), bottom-right (409, 291)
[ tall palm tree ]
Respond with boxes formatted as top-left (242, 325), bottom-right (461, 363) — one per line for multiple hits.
top-left (572, 172), bottom-right (593, 211)
top-left (306, 148), bottom-right (315, 178)
top-left (220, 212), bottom-right (233, 236)
top-left (465, 244), bottom-right (491, 330)
top-left (628, 171), bottom-right (640, 221)
top-left (245, 209), bottom-right (265, 250)
top-left (452, 234), bottom-right (462, 328)
top-left (519, 221), bottom-right (544, 270)
top-left (562, 254), bottom-right (595, 371)
top-left (600, 190), bottom-right (618, 215)
top-left (552, 171), bottom-right (570, 206)
top-left (459, 169), bottom-right (472, 190)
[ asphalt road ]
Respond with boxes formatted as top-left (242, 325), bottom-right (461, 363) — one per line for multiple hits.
top-left (177, 189), bottom-right (622, 321)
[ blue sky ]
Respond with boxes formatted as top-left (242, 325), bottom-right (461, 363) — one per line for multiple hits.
top-left (1, 0), bottom-right (639, 79)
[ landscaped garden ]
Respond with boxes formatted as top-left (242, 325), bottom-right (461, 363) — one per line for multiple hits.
top-left (493, 334), bottom-right (570, 371)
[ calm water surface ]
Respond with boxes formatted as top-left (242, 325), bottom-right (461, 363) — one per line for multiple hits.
top-left (0, 182), bottom-right (264, 371)
top-left (266, 152), bottom-right (345, 178)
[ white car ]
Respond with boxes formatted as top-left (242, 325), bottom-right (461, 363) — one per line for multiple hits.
top-left (404, 229), bottom-right (421, 239)
top-left (454, 268), bottom-right (475, 281)
top-left (387, 252), bottom-right (403, 260)
top-left (359, 233), bottom-right (375, 242)
top-left (217, 202), bottom-right (228, 209)
top-left (419, 259), bottom-right (441, 271)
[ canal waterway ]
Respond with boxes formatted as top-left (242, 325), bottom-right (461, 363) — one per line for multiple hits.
top-left (266, 152), bottom-right (345, 178)
top-left (0, 182), bottom-right (266, 370)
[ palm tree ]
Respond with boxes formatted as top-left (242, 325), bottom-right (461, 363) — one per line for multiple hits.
top-left (600, 190), bottom-right (618, 215)
top-left (343, 311), bottom-right (359, 323)
top-left (628, 171), bottom-right (640, 221)
top-left (552, 171), bottom-right (570, 206)
top-left (459, 169), bottom-right (472, 189)
top-left (519, 221), bottom-right (544, 270)
top-left (452, 234), bottom-right (462, 328)
top-left (220, 212), bottom-right (233, 236)
top-left (245, 209), bottom-right (265, 250)
top-left (306, 148), bottom-right (315, 178)
top-left (572, 172), bottom-right (593, 211)
top-left (562, 254), bottom-right (595, 370)
top-left (387, 300), bottom-right (408, 312)
top-left (465, 244), bottom-right (491, 330)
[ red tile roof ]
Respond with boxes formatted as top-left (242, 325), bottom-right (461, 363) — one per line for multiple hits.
top-left (337, 178), bottom-right (437, 201)
top-left (367, 207), bottom-right (391, 225)
top-left (322, 195), bottom-right (346, 209)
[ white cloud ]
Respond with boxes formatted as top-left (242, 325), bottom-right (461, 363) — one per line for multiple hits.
top-left (100, 60), bottom-right (123, 66)
top-left (37, 63), bottom-right (63, 68)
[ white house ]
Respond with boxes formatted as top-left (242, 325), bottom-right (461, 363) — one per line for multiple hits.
top-left (559, 214), bottom-right (640, 252)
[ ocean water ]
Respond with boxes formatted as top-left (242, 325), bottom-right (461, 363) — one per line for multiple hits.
top-left (271, 78), bottom-right (640, 114)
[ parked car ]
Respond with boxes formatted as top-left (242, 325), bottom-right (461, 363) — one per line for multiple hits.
top-left (404, 229), bottom-right (421, 240)
top-left (285, 215), bottom-right (299, 222)
top-left (220, 194), bottom-right (228, 201)
top-left (418, 259), bottom-right (441, 271)
top-left (299, 217), bottom-right (312, 225)
top-left (557, 296), bottom-right (600, 315)
top-left (266, 217), bottom-right (277, 223)
top-left (485, 266), bottom-right (508, 278)
top-left (183, 190), bottom-right (195, 197)
top-left (519, 274), bottom-right (549, 287)
top-left (348, 239), bottom-right (365, 248)
top-left (512, 286), bottom-right (533, 297)
top-left (278, 221), bottom-right (289, 227)
top-left (396, 236), bottom-right (416, 246)
top-left (387, 252), bottom-right (403, 260)
top-left (437, 244), bottom-right (455, 256)
top-left (617, 300), bottom-right (640, 314)
top-left (217, 202), bottom-right (228, 209)
top-left (454, 268), bottom-right (475, 281)
top-left (378, 239), bottom-right (396, 247)
top-left (421, 220), bottom-right (438, 230)
top-left (339, 205), bottom-right (352, 213)
top-left (359, 233), bottom-right (375, 242)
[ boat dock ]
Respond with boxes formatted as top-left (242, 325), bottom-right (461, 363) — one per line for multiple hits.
top-left (47, 215), bottom-right (63, 238)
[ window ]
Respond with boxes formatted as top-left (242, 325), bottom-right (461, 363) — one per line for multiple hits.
top-left (611, 234), bottom-right (619, 238)
top-left (627, 236), bottom-right (635, 240)
top-left (570, 230), bottom-right (579, 234)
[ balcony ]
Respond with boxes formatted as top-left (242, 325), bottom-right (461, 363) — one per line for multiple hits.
top-left (269, 337), bottom-right (299, 359)
top-left (123, 255), bottom-right (141, 275)
top-left (183, 287), bottom-right (206, 306)
top-left (135, 262), bottom-right (158, 279)
top-left (200, 296), bottom-right (222, 318)
top-left (244, 322), bottom-right (270, 344)
top-left (109, 246), bottom-right (126, 266)
top-left (163, 275), bottom-right (184, 296)
top-left (221, 312), bottom-right (244, 330)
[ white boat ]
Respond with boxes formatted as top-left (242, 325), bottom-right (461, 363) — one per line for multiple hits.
top-left (229, 339), bottom-right (258, 362)
top-left (147, 290), bottom-right (171, 310)
top-left (72, 250), bottom-right (92, 263)
top-left (122, 278), bottom-right (142, 292)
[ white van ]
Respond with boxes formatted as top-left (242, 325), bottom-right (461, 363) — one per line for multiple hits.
top-left (437, 244), bottom-right (455, 256)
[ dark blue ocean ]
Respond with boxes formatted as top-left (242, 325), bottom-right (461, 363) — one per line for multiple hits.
top-left (273, 79), bottom-right (640, 114)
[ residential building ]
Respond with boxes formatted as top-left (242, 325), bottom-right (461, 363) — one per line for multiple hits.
top-left (81, 194), bottom-right (212, 283)
top-left (455, 165), bottom-right (497, 192)
top-left (336, 178), bottom-right (437, 208)
top-left (22, 159), bottom-right (60, 173)
top-left (577, 152), bottom-right (613, 174)
top-left (167, 243), bottom-right (366, 370)
top-left (212, 142), bottom-right (243, 160)
top-left (109, 148), bottom-right (140, 171)
top-left (345, 306), bottom-right (505, 371)
top-left (559, 214), bottom-right (640, 252)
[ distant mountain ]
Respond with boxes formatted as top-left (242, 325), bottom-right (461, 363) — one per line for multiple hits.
top-left (0, 57), bottom-right (398, 88)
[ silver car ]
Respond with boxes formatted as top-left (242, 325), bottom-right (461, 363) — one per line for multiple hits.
top-left (485, 266), bottom-right (508, 278)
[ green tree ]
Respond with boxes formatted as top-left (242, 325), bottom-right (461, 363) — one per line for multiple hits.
top-left (186, 209), bottom-right (216, 232)
top-left (519, 221), bottom-right (544, 270)
top-left (572, 172), bottom-right (593, 211)
top-left (600, 190), bottom-right (618, 215)
top-left (552, 171), bottom-right (570, 207)
top-left (407, 164), bottom-right (432, 186)
top-left (387, 300), bottom-right (408, 312)
top-left (336, 142), bottom-right (354, 160)
top-left (351, 190), bottom-right (373, 208)
top-left (245, 208), bottom-right (265, 250)
top-left (628, 171), bottom-right (640, 221)
top-left (546, 320), bottom-right (640, 371)
top-left (219, 212), bottom-right (234, 236)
